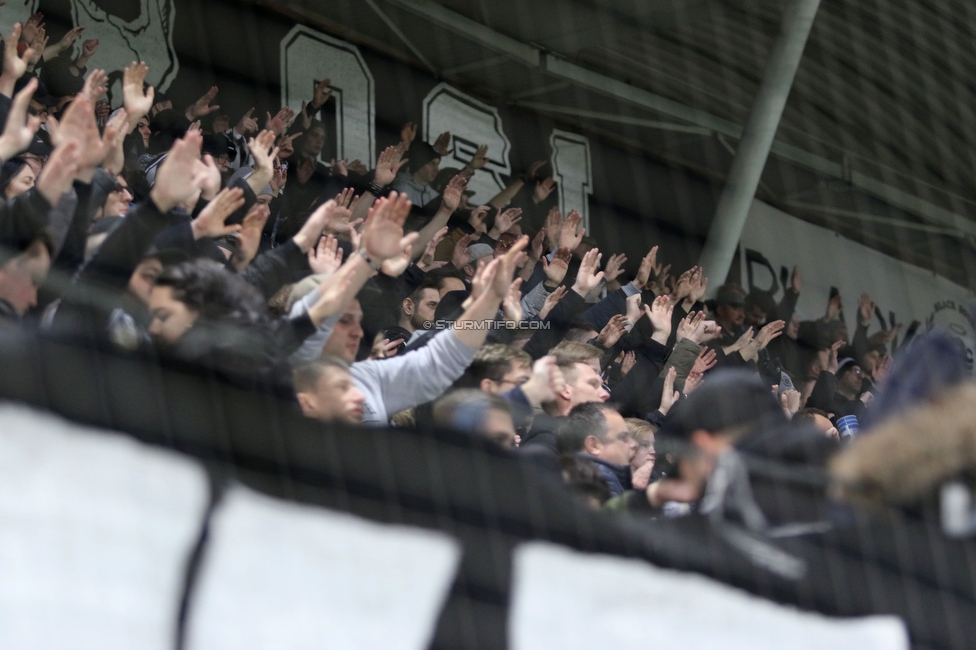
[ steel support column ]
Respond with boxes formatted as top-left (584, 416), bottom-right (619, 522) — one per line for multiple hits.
top-left (698, 0), bottom-right (822, 285)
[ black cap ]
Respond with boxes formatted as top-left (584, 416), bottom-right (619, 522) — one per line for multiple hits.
top-left (658, 370), bottom-right (787, 446)
top-left (27, 133), bottom-right (53, 156)
top-left (716, 284), bottom-right (746, 308)
top-left (407, 141), bottom-right (442, 174)
top-left (202, 133), bottom-right (236, 161)
top-left (39, 55), bottom-right (85, 99)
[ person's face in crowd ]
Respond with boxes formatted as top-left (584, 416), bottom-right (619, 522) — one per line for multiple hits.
top-left (403, 288), bottom-right (440, 332)
top-left (296, 365), bottom-right (366, 424)
top-left (744, 304), bottom-right (766, 329)
top-left (137, 117), bottom-right (151, 148)
top-left (0, 244), bottom-right (50, 315)
top-left (810, 413), bottom-right (839, 439)
top-left (212, 153), bottom-right (231, 173)
top-left (586, 411), bottom-right (636, 466)
top-left (861, 349), bottom-right (880, 375)
top-left (561, 362), bottom-right (610, 409)
top-left (212, 114), bottom-right (230, 134)
top-left (21, 154), bottom-right (44, 176)
top-left (715, 303), bottom-right (745, 330)
top-left (321, 299), bottom-right (364, 363)
top-left (28, 99), bottom-right (49, 123)
top-left (439, 277), bottom-right (466, 296)
top-left (148, 285), bottom-right (199, 344)
top-left (413, 158), bottom-right (440, 185)
top-left (481, 407), bottom-right (518, 449)
top-left (5, 165), bottom-right (36, 199)
top-left (481, 360), bottom-right (532, 394)
top-left (127, 257), bottom-right (163, 305)
top-left (104, 177), bottom-right (132, 217)
top-left (302, 126), bottom-right (327, 158)
top-left (838, 365), bottom-right (864, 396)
top-left (256, 193), bottom-right (273, 206)
top-left (631, 432), bottom-right (656, 472)
top-left (787, 313), bottom-right (799, 340)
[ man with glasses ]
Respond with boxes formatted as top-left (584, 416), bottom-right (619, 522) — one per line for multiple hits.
top-left (808, 356), bottom-right (867, 423)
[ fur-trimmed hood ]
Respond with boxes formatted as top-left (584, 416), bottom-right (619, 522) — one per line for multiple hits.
top-left (830, 382), bottom-right (976, 508)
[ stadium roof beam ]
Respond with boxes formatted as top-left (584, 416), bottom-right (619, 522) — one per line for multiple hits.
top-left (786, 202), bottom-right (967, 238)
top-left (382, 0), bottom-right (976, 240)
top-left (364, 0), bottom-right (439, 76)
top-left (442, 55), bottom-right (510, 76)
top-left (511, 101), bottom-right (711, 135)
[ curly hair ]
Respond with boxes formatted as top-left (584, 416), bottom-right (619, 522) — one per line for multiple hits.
top-left (154, 259), bottom-right (269, 328)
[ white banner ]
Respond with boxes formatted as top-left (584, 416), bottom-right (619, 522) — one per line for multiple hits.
top-left (739, 200), bottom-right (975, 337)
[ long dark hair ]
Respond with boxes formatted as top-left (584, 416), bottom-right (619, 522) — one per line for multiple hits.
top-left (0, 158), bottom-right (30, 198)
top-left (154, 259), bottom-right (269, 329)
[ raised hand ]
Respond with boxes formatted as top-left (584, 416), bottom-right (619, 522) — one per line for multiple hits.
top-left (0, 78), bottom-right (41, 161)
top-left (2, 24), bottom-right (33, 88)
top-left (311, 78), bottom-right (333, 108)
top-left (440, 174), bottom-right (467, 212)
top-left (671, 267), bottom-right (694, 302)
top-left (620, 350), bottom-right (637, 376)
top-left (858, 292), bottom-right (876, 327)
top-left (659, 367), bottom-right (680, 416)
top-left (688, 267), bottom-right (708, 304)
top-left (247, 130), bottom-right (279, 191)
top-left (371, 337), bottom-right (405, 360)
top-left (529, 228), bottom-right (546, 261)
top-left (49, 25), bottom-right (85, 60)
top-left (451, 233), bottom-right (477, 269)
top-left (533, 177), bottom-right (555, 203)
top-left (724, 327), bottom-right (755, 356)
top-left (361, 191), bottom-right (418, 263)
top-left (872, 354), bottom-right (893, 385)
top-left (400, 122), bottom-right (417, 147)
top-left (741, 320), bottom-right (785, 362)
top-left (645, 295), bottom-right (674, 342)
top-left (676, 310), bottom-right (705, 342)
top-left (489, 236), bottom-right (529, 299)
top-left (492, 207), bottom-right (522, 235)
top-left (308, 234), bottom-right (345, 275)
top-left (825, 292), bottom-right (843, 321)
top-left (684, 369), bottom-right (705, 395)
top-left (466, 144), bottom-right (488, 170)
top-left (572, 247), bottom-right (604, 296)
top-left (123, 62), bottom-right (154, 130)
top-left (634, 246), bottom-right (658, 290)
top-left (790, 266), bottom-right (802, 293)
top-left (517, 355), bottom-right (566, 407)
top-left (232, 203), bottom-right (271, 271)
top-left (235, 107), bottom-right (259, 136)
top-left (501, 278), bottom-right (524, 323)
top-left (21, 13), bottom-right (43, 44)
top-left (559, 210), bottom-right (585, 250)
top-left (691, 346), bottom-right (718, 376)
top-left (150, 132), bottom-right (204, 212)
top-left (373, 145), bottom-right (407, 187)
top-left (81, 38), bottom-right (99, 59)
top-left (81, 68), bottom-right (108, 100)
top-left (542, 248), bottom-right (570, 286)
top-left (539, 285), bottom-right (567, 321)
top-left (545, 207), bottom-right (562, 250)
top-left (418, 226), bottom-right (449, 272)
top-left (35, 141), bottom-right (79, 205)
top-left (604, 253), bottom-right (627, 284)
top-left (597, 314), bottom-right (628, 348)
top-left (265, 106), bottom-right (295, 136)
top-left (432, 131), bottom-right (451, 155)
top-left (780, 389), bottom-right (801, 416)
top-left (826, 339), bottom-right (845, 374)
top-left (190, 187), bottom-right (245, 239)
top-left (185, 86), bottom-right (219, 120)
top-left (625, 293), bottom-right (642, 326)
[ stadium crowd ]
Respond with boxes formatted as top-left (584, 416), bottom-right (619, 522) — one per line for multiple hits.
top-left (0, 12), bottom-right (964, 523)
